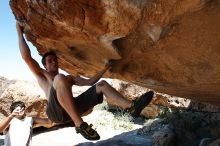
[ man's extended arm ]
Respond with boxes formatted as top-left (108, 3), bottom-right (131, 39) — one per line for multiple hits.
top-left (16, 23), bottom-right (45, 78)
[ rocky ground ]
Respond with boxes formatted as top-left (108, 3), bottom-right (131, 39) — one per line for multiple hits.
top-left (31, 104), bottom-right (220, 146)
top-left (32, 107), bottom-right (149, 146)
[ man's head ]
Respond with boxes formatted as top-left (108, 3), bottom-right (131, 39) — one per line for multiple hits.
top-left (10, 101), bottom-right (26, 119)
top-left (10, 101), bottom-right (25, 113)
top-left (41, 51), bottom-right (58, 73)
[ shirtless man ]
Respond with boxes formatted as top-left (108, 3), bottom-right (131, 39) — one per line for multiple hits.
top-left (16, 22), bottom-right (154, 140)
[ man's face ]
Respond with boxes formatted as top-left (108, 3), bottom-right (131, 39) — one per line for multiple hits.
top-left (45, 55), bottom-right (58, 72)
top-left (14, 106), bottom-right (26, 119)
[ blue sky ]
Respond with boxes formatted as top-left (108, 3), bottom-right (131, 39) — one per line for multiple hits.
top-left (0, 1), bottom-right (44, 81)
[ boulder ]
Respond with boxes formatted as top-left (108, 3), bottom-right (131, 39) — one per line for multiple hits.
top-left (152, 125), bottom-right (175, 146)
top-left (10, 0), bottom-right (220, 105)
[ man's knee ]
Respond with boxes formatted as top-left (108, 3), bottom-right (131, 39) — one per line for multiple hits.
top-left (53, 74), bottom-right (68, 88)
top-left (96, 80), bottom-right (109, 88)
top-left (96, 80), bottom-right (112, 94)
top-left (54, 74), bottom-right (66, 82)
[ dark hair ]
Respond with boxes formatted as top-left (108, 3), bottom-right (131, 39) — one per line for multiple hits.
top-left (10, 101), bottom-right (25, 113)
top-left (41, 51), bottom-right (57, 65)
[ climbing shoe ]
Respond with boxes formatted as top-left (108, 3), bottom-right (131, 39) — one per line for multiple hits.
top-left (128, 91), bottom-right (154, 117)
top-left (75, 122), bottom-right (100, 140)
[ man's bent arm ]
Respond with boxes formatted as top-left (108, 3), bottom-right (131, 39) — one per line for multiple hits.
top-left (73, 64), bottom-right (110, 86)
top-left (16, 23), bottom-right (45, 79)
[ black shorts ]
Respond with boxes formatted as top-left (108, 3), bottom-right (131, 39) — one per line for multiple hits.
top-left (46, 85), bottom-right (103, 123)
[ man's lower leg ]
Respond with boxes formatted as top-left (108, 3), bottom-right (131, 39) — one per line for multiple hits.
top-left (96, 81), bottom-right (132, 109)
